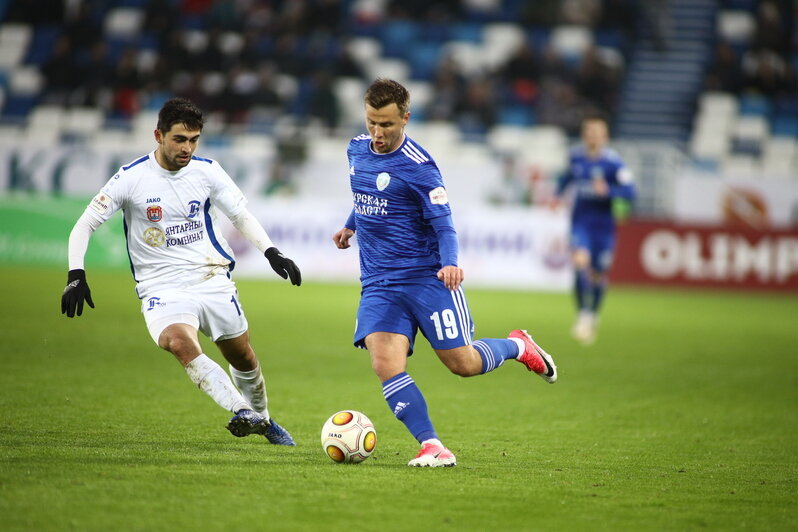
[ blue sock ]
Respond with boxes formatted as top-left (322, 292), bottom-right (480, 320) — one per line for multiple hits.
top-left (382, 372), bottom-right (437, 443)
top-left (575, 268), bottom-right (591, 310)
top-left (591, 278), bottom-right (606, 313)
top-left (473, 338), bottom-right (519, 374)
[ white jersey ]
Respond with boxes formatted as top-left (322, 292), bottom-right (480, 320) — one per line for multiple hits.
top-left (86, 151), bottom-right (246, 298)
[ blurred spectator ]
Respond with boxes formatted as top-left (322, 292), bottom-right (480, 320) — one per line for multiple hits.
top-left (598, 0), bottom-right (637, 51)
top-left (576, 46), bottom-right (620, 113)
top-left (741, 47), bottom-right (796, 97)
top-left (111, 48), bottom-right (143, 119)
top-left (144, 0), bottom-right (179, 40)
top-left (501, 40), bottom-right (542, 105)
top-left (208, 0), bottom-right (242, 31)
top-left (218, 63), bottom-right (259, 123)
top-left (537, 79), bottom-right (591, 135)
top-left (752, 0), bottom-right (790, 54)
top-left (79, 42), bottom-right (115, 109)
top-left (305, 0), bottom-right (345, 33)
top-left (5, 0), bottom-right (63, 24)
top-left (199, 29), bottom-right (230, 72)
top-left (157, 30), bottom-right (194, 75)
top-left (308, 70), bottom-right (341, 133)
top-left (704, 41), bottom-right (744, 93)
top-left (520, 0), bottom-right (561, 26)
top-left (454, 77), bottom-right (497, 135)
top-left (272, 35), bottom-right (307, 78)
top-left (561, 0), bottom-right (602, 26)
top-left (41, 36), bottom-right (81, 106)
top-left (331, 43), bottom-right (364, 79)
top-left (642, 0), bottom-right (671, 52)
top-left (64, 2), bottom-right (101, 52)
top-left (250, 64), bottom-right (285, 122)
top-left (426, 56), bottom-right (465, 121)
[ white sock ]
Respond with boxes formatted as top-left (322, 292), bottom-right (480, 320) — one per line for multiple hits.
top-left (185, 354), bottom-right (250, 413)
top-left (229, 363), bottom-right (270, 420)
top-left (421, 438), bottom-right (444, 448)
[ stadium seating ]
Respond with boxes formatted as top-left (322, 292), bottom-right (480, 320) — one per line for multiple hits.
top-left (687, 1), bottom-right (798, 177)
top-left (0, 0), bottom-right (794, 207)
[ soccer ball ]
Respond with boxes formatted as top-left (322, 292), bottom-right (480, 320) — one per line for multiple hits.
top-left (320, 410), bottom-right (377, 464)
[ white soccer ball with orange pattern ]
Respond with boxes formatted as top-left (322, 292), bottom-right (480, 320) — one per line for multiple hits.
top-left (320, 410), bottom-right (377, 464)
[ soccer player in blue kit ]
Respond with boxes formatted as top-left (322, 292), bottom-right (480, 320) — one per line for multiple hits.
top-left (554, 115), bottom-right (636, 344)
top-left (332, 79), bottom-right (558, 467)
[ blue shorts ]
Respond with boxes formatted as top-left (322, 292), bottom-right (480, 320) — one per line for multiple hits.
top-left (354, 278), bottom-right (475, 355)
top-left (570, 222), bottom-right (616, 273)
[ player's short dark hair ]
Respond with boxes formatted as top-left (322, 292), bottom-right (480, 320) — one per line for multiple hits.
top-left (364, 78), bottom-right (410, 115)
top-left (582, 112), bottom-right (609, 126)
top-left (157, 97), bottom-right (204, 133)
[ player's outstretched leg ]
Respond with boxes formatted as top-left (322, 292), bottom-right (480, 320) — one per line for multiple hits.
top-left (408, 439), bottom-right (457, 468)
top-left (508, 330), bottom-right (557, 383)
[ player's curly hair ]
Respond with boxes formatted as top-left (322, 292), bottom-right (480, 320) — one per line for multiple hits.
top-left (157, 97), bottom-right (205, 133)
top-left (364, 78), bottom-right (410, 115)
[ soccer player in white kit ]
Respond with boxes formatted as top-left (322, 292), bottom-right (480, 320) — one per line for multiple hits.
top-left (61, 98), bottom-right (300, 444)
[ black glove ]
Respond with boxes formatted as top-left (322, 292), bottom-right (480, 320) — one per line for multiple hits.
top-left (265, 247), bottom-right (302, 286)
top-left (61, 269), bottom-right (95, 317)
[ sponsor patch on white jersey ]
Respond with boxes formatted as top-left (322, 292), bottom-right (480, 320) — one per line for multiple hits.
top-left (429, 186), bottom-right (448, 205)
top-left (89, 192), bottom-right (112, 215)
top-left (143, 227), bottom-right (165, 247)
top-left (376, 172), bottom-right (390, 191)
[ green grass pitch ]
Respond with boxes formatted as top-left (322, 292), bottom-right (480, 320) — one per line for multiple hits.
top-left (1, 265), bottom-right (796, 531)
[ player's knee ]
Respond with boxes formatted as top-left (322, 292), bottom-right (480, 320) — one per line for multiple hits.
top-left (442, 355), bottom-right (479, 377)
top-left (158, 332), bottom-right (193, 357)
top-left (572, 250), bottom-right (590, 270)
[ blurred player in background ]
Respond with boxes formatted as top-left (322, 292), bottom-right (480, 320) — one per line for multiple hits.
top-left (553, 115), bottom-right (636, 344)
top-left (333, 79), bottom-right (558, 468)
top-left (61, 97), bottom-right (301, 444)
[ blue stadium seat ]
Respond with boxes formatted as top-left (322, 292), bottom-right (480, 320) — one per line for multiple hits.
top-left (2, 94), bottom-right (38, 117)
top-left (771, 116), bottom-right (798, 137)
top-left (526, 28), bottom-right (550, 51)
top-left (24, 25), bottom-right (62, 65)
top-left (448, 22), bottom-right (483, 43)
top-left (381, 20), bottom-right (421, 58)
top-left (774, 96), bottom-right (798, 118)
top-left (594, 29), bottom-right (624, 50)
top-left (408, 42), bottom-right (442, 81)
top-left (498, 104), bottom-right (535, 126)
top-left (738, 94), bottom-right (772, 117)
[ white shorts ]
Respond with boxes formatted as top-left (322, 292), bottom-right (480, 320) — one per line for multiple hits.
top-left (141, 274), bottom-right (249, 344)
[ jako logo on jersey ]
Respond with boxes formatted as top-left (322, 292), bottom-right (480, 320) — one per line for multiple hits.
top-left (146, 205), bottom-right (163, 222)
top-left (393, 401), bottom-right (409, 415)
top-left (146, 297), bottom-right (163, 311)
top-left (146, 197), bottom-right (161, 203)
top-left (187, 200), bottom-right (201, 218)
top-left (376, 172), bottom-right (390, 191)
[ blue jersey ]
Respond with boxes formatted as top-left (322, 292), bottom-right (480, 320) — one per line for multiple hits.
top-left (556, 146), bottom-right (635, 231)
top-left (347, 134), bottom-right (452, 286)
